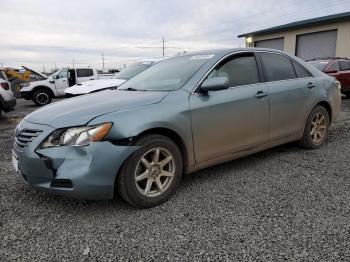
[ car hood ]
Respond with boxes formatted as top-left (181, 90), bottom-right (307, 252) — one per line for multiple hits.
top-left (25, 90), bottom-right (168, 128)
top-left (65, 79), bottom-right (126, 95)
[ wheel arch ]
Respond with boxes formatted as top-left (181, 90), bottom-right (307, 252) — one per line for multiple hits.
top-left (133, 127), bottom-right (189, 167)
top-left (316, 100), bottom-right (332, 123)
top-left (32, 85), bottom-right (55, 98)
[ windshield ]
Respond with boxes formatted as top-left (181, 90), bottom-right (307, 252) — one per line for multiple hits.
top-left (116, 62), bottom-right (153, 80)
top-left (307, 61), bottom-right (329, 71)
top-left (119, 55), bottom-right (211, 91)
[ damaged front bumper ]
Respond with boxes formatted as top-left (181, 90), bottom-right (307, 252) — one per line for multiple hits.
top-left (12, 120), bottom-right (138, 200)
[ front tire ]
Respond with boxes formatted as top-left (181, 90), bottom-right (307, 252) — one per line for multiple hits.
top-left (117, 134), bottom-right (183, 208)
top-left (32, 89), bottom-right (52, 106)
top-left (298, 106), bottom-right (330, 149)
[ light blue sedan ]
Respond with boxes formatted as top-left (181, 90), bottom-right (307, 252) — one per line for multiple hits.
top-left (12, 48), bottom-right (341, 208)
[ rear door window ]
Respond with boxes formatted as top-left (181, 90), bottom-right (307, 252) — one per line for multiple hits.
top-left (327, 61), bottom-right (340, 72)
top-left (339, 61), bottom-right (350, 71)
top-left (260, 53), bottom-right (296, 82)
top-left (77, 69), bottom-right (94, 78)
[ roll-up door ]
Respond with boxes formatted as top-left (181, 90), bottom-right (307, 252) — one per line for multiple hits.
top-left (255, 38), bottom-right (284, 50)
top-left (296, 30), bottom-right (337, 60)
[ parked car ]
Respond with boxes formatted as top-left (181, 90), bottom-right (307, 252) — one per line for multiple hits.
top-left (12, 48), bottom-right (341, 208)
top-left (307, 57), bottom-right (350, 97)
top-left (64, 59), bottom-right (165, 97)
top-left (20, 67), bottom-right (116, 106)
top-left (0, 70), bottom-right (16, 117)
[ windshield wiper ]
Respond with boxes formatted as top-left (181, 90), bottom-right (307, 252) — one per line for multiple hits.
top-left (123, 87), bottom-right (147, 91)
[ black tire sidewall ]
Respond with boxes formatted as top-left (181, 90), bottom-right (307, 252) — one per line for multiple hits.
top-left (118, 135), bottom-right (183, 208)
top-left (303, 106), bottom-right (330, 149)
top-left (33, 89), bottom-right (51, 106)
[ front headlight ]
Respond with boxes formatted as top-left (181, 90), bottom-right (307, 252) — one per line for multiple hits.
top-left (40, 123), bottom-right (112, 148)
top-left (20, 82), bottom-right (30, 88)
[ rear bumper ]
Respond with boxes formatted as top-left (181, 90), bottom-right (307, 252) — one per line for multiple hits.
top-left (0, 96), bottom-right (16, 112)
top-left (13, 120), bottom-right (138, 200)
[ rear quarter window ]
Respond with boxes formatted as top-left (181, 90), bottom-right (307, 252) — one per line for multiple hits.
top-left (77, 69), bottom-right (94, 78)
top-left (293, 62), bottom-right (311, 78)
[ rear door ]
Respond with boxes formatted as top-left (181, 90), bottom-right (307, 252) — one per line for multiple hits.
top-left (258, 52), bottom-right (318, 141)
top-left (189, 53), bottom-right (269, 162)
top-left (76, 69), bottom-right (95, 84)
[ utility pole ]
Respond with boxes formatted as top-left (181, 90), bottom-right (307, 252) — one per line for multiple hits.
top-left (102, 52), bottom-right (105, 70)
top-left (72, 59), bottom-right (75, 67)
top-left (43, 64), bottom-right (46, 74)
top-left (162, 36), bottom-right (165, 57)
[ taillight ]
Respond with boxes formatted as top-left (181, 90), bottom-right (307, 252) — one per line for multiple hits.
top-left (0, 82), bottom-right (9, 90)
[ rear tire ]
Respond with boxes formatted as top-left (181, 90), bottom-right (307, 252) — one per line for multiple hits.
top-left (32, 89), bottom-right (52, 106)
top-left (117, 134), bottom-right (183, 208)
top-left (298, 106), bottom-right (330, 149)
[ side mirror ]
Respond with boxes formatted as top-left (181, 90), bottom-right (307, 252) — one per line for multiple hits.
top-left (53, 75), bottom-right (58, 79)
top-left (325, 69), bottom-right (338, 74)
top-left (200, 77), bottom-right (229, 93)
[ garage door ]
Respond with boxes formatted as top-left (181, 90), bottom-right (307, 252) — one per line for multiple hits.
top-left (255, 38), bottom-right (284, 51)
top-left (296, 30), bottom-right (337, 60)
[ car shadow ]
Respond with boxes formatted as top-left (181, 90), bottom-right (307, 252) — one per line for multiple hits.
top-left (23, 141), bottom-right (301, 213)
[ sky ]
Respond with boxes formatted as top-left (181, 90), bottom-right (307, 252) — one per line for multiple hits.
top-left (0, 0), bottom-right (349, 72)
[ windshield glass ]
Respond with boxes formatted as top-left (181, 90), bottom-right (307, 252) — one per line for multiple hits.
top-left (116, 62), bottom-right (153, 80)
top-left (119, 55), bottom-right (212, 91)
top-left (307, 61), bottom-right (329, 71)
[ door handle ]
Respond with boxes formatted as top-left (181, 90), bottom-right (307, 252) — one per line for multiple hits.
top-left (62, 80), bottom-right (66, 82)
top-left (307, 82), bottom-right (316, 89)
top-left (255, 91), bottom-right (268, 99)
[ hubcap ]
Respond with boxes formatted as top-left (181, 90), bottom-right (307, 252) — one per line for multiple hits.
top-left (135, 147), bottom-right (175, 197)
top-left (37, 93), bottom-right (49, 105)
top-left (310, 112), bottom-right (327, 143)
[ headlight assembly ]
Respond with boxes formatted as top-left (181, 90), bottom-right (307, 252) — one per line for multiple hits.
top-left (40, 123), bottom-right (112, 148)
top-left (20, 82), bottom-right (30, 88)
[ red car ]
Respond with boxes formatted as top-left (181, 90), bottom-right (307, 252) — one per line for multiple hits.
top-left (308, 58), bottom-right (350, 98)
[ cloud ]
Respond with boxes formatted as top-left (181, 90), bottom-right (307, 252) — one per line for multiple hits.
top-left (0, 0), bottom-right (349, 71)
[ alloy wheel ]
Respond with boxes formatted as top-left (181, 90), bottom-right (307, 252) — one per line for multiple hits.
top-left (37, 93), bottom-right (49, 105)
top-left (134, 147), bottom-right (175, 198)
top-left (310, 112), bottom-right (327, 143)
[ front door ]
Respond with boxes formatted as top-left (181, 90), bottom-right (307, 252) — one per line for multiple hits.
top-left (189, 53), bottom-right (269, 163)
top-left (54, 68), bottom-right (69, 96)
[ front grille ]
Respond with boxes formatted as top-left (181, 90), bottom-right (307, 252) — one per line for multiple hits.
top-left (15, 129), bottom-right (43, 148)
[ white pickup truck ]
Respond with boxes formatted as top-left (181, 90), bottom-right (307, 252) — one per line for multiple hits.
top-left (20, 67), bottom-right (115, 106)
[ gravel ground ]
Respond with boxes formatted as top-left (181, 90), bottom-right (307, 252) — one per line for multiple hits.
top-left (1, 100), bottom-right (350, 261)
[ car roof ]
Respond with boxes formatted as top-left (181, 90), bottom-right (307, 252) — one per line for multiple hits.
top-left (173, 47), bottom-right (299, 58)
